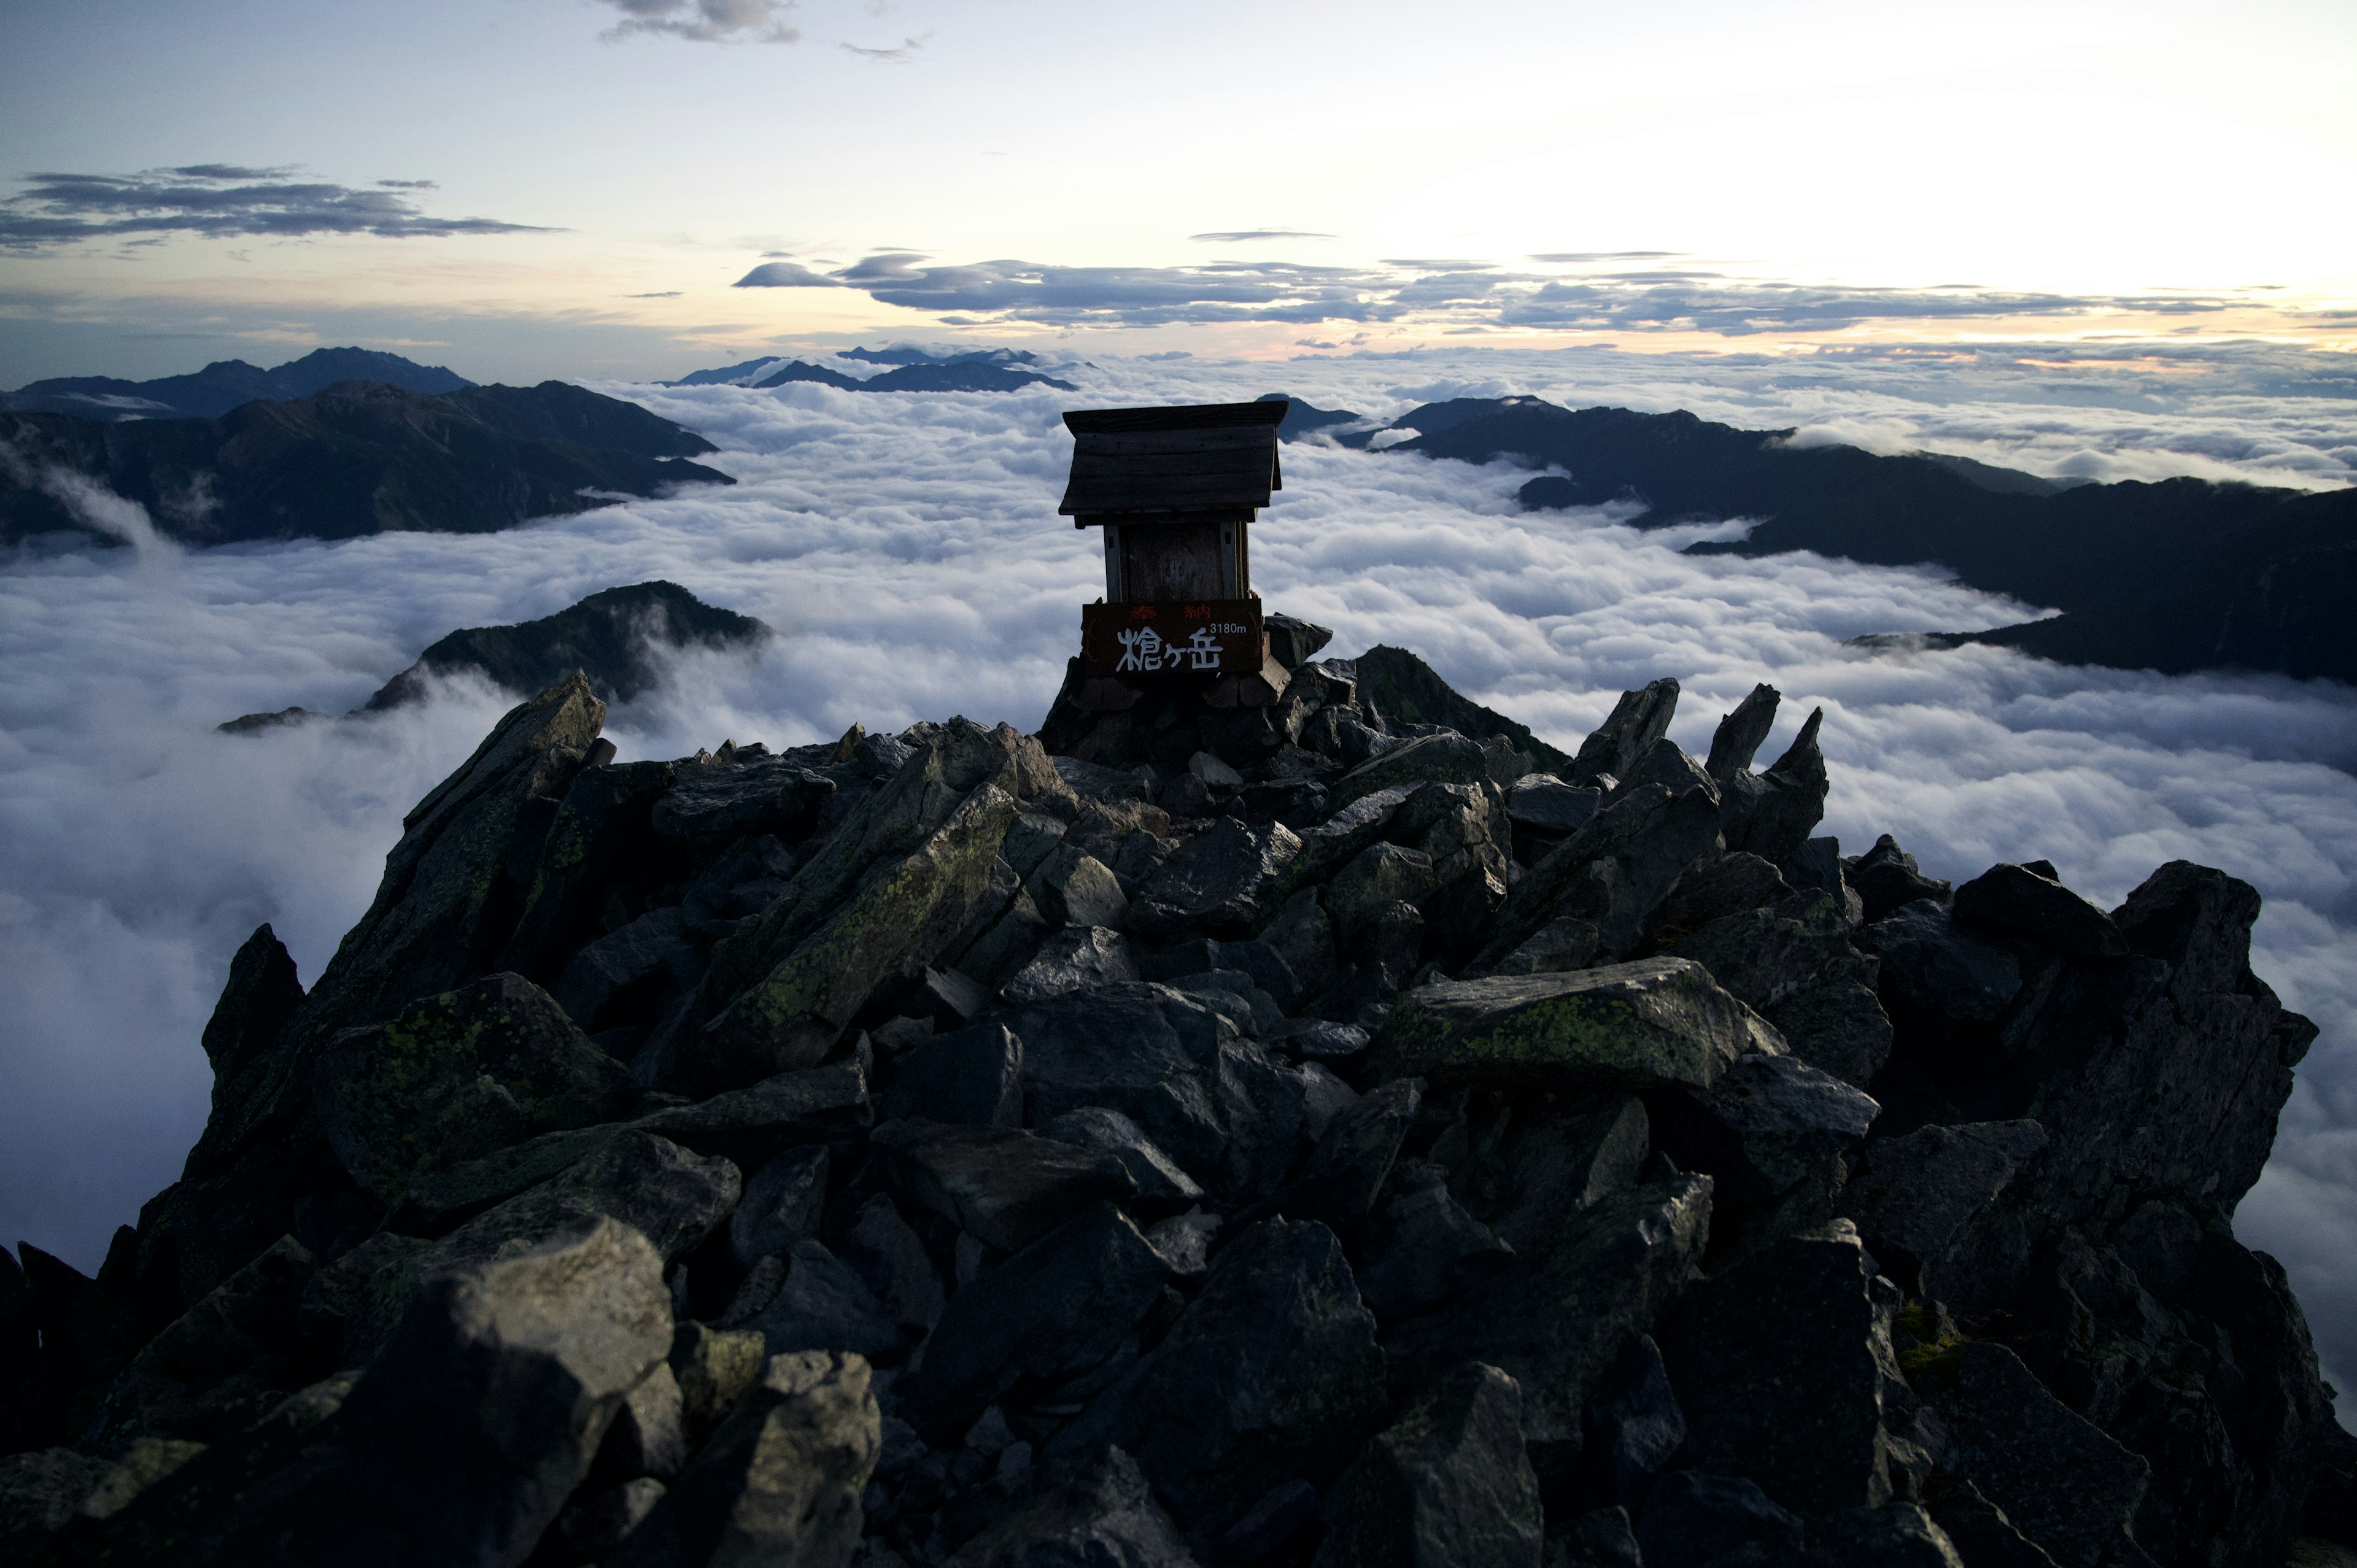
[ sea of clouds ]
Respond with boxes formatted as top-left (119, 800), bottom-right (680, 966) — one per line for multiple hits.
top-left (2, 341), bottom-right (2351, 1421)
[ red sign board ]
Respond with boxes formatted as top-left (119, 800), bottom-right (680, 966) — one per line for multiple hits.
top-left (1081, 599), bottom-right (1265, 678)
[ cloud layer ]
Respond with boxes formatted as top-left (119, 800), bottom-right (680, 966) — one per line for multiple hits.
top-left (728, 250), bottom-right (2270, 336)
top-left (0, 166), bottom-right (552, 251)
top-left (1, 346), bottom-right (2350, 1422)
top-left (597, 0), bottom-right (800, 44)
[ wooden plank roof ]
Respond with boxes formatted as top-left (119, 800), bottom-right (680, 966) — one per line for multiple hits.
top-left (1059, 400), bottom-right (1284, 517)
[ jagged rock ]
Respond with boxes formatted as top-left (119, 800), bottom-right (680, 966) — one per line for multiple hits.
top-left (1782, 835), bottom-right (1863, 925)
top-left (1266, 614), bottom-right (1336, 670)
top-left (630, 1349), bottom-right (880, 1568)
top-left (1506, 774), bottom-right (1601, 838)
top-left (1705, 682), bottom-right (1780, 781)
top-left (999, 925), bottom-right (1141, 1003)
top-left (1850, 834), bottom-right (1953, 922)
top-left (839, 1193), bottom-right (946, 1335)
top-left (1760, 978), bottom-right (1894, 1089)
top-left (1473, 1096), bottom-right (1653, 1253)
top-left (1269, 1016), bottom-right (1371, 1060)
top-left (884, 1021), bottom-right (1024, 1127)
top-left (1662, 892), bottom-right (1864, 1014)
top-left (1347, 646), bottom-right (1569, 771)
top-left (1933, 1341), bottom-right (2158, 1568)
top-left (1371, 959), bottom-right (1777, 1094)
top-left (1129, 817), bottom-right (1303, 940)
top-left (199, 924), bottom-right (305, 1086)
top-left (901, 1203), bottom-right (1168, 1441)
top-left (1382, 1175), bottom-right (1713, 1488)
top-left (1803, 1502), bottom-right (1970, 1567)
top-left (1327, 731), bottom-right (1492, 813)
top-left (1029, 843), bottom-right (1131, 931)
top-left (0, 1439), bottom-right (206, 1548)
top-left (1143, 1209), bottom-right (1222, 1280)
top-left (1258, 886), bottom-right (1341, 999)
top-left (554, 906), bottom-right (705, 1030)
top-left (1552, 1506), bottom-right (1644, 1566)
top-left (1858, 898), bottom-right (2024, 1021)
top-left (560, 1477), bottom-right (669, 1559)
top-left (1483, 780), bottom-right (1724, 969)
top-left (1008, 982), bottom-right (1304, 1204)
top-left (1580, 1335), bottom-right (1684, 1508)
top-left (89, 1218), bottom-right (673, 1566)
top-left (871, 1120), bottom-right (1137, 1253)
top-left (1053, 755), bottom-right (1157, 803)
top-left (1327, 841), bottom-right (1442, 943)
top-left (600, 1360), bottom-right (687, 1478)
top-left (1838, 1121), bottom-right (2048, 1297)
top-left (1633, 1471), bottom-right (1803, 1566)
top-left (1954, 862), bottom-right (2129, 957)
top-left (1159, 967), bottom-right (1285, 1033)
top-left (633, 1060), bottom-right (873, 1170)
top-left (730, 1144), bottom-right (832, 1265)
top-left (81, 1235), bottom-right (315, 1451)
top-left (314, 971), bottom-right (635, 1203)
top-left (1258, 1078), bottom-right (1421, 1233)
top-left (670, 1322), bottom-right (768, 1448)
top-left (1615, 736), bottom-right (1718, 805)
top-left (692, 734), bottom-right (1026, 1091)
top-left (1661, 1221), bottom-right (1902, 1515)
top-left (1041, 1108), bottom-right (1206, 1211)
top-left (1141, 935), bottom-right (1303, 1010)
top-left (732, 1238), bottom-right (905, 1363)
top-left (1720, 707), bottom-right (1830, 867)
top-left (1568, 679), bottom-right (1681, 787)
top-left (1297, 1059), bottom-right (1360, 1138)
top-left (1311, 1362), bottom-right (1543, 1567)
top-left (382, 1133), bottom-right (740, 1340)
top-left (651, 756), bottom-right (835, 846)
top-left (1051, 1218), bottom-right (1387, 1531)
top-left (1651, 1052), bottom-right (1878, 1229)
top-left (1925, 1483), bottom-right (2059, 1566)
top-left (945, 1444), bottom-right (1198, 1567)
top-left (1353, 1161), bottom-right (1512, 1323)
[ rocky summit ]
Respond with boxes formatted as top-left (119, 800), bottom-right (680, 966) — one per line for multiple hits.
top-left (4, 624), bottom-right (2352, 1567)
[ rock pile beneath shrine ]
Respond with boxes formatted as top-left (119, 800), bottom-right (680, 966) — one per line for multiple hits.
top-left (5, 625), bottom-right (2353, 1567)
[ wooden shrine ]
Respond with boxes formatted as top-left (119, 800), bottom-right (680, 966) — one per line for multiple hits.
top-left (1061, 400), bottom-right (1287, 699)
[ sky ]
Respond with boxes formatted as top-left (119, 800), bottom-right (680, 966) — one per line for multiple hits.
top-left (3, 0), bottom-right (2356, 382)
top-left (1, 0), bottom-right (2354, 1430)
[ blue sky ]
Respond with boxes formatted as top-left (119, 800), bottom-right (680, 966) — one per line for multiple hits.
top-left (2, 0), bottom-right (2353, 383)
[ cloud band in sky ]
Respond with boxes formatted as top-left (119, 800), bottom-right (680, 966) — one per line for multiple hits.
top-left (0, 166), bottom-right (554, 250)
top-left (732, 249), bottom-right (2248, 335)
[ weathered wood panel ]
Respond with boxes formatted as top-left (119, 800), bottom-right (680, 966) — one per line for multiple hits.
top-left (1121, 520), bottom-right (1233, 601)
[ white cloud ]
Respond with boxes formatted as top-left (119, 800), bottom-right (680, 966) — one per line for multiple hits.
top-left (1, 347), bottom-right (2350, 1426)
top-left (598, 0), bottom-right (800, 44)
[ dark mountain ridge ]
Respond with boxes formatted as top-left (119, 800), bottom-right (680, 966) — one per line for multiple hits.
top-left (751, 360), bottom-right (1078, 394)
top-left (359, 582), bottom-right (773, 711)
top-left (2, 381), bottom-right (730, 547)
top-left (4, 348), bottom-right (473, 420)
top-left (1377, 398), bottom-right (2357, 684)
top-left (6, 630), bottom-right (2350, 1563)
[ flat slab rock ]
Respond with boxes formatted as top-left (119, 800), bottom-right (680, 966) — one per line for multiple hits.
top-left (1371, 958), bottom-right (1782, 1093)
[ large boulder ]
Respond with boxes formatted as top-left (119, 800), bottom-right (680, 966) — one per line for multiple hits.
top-left (1326, 731), bottom-right (1493, 814)
top-left (1051, 1218), bottom-right (1387, 1532)
top-left (1129, 817), bottom-right (1303, 940)
top-left (630, 1349), bottom-right (880, 1568)
top-left (1479, 781), bottom-right (1724, 970)
top-left (943, 1445), bottom-right (1197, 1567)
top-left (89, 1218), bottom-right (675, 1566)
top-left (1660, 1221), bottom-right (1905, 1516)
top-left (314, 972), bottom-right (634, 1203)
top-left (1382, 1175), bottom-right (1714, 1488)
top-left (691, 732), bottom-right (1030, 1092)
top-left (1370, 960), bottom-right (1778, 1095)
top-left (1310, 1362), bottom-right (1543, 1568)
top-left (882, 1021), bottom-right (1024, 1127)
top-left (869, 1120), bottom-right (1138, 1254)
top-left (899, 1203), bottom-right (1169, 1442)
top-left (1008, 982), bottom-right (1305, 1204)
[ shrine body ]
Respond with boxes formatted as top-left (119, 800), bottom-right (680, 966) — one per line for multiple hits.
top-left (1060, 400), bottom-right (1293, 706)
